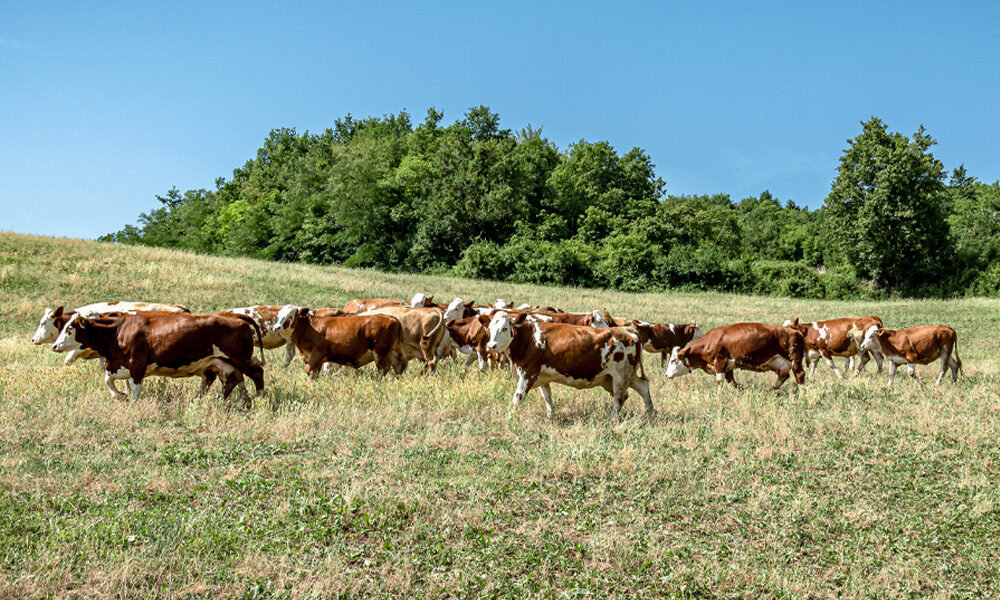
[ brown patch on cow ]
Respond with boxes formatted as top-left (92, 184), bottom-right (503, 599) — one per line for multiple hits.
top-left (613, 351), bottom-right (625, 362)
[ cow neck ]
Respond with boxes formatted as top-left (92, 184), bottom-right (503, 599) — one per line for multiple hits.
top-left (877, 330), bottom-right (902, 356)
top-left (291, 314), bottom-right (314, 346)
top-left (506, 322), bottom-right (537, 363)
top-left (81, 319), bottom-right (122, 362)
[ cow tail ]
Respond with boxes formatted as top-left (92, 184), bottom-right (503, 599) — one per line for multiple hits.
top-left (424, 309), bottom-right (444, 340)
top-left (235, 314), bottom-right (266, 366)
top-left (953, 335), bottom-right (963, 376)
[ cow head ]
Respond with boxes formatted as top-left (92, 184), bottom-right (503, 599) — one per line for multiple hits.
top-left (443, 297), bottom-right (476, 322)
top-left (51, 313), bottom-right (83, 353)
top-left (272, 305), bottom-right (305, 333)
top-left (666, 346), bottom-right (692, 378)
top-left (587, 310), bottom-right (611, 328)
top-left (858, 325), bottom-right (883, 352)
top-left (32, 306), bottom-right (65, 344)
top-left (492, 298), bottom-right (511, 310)
top-left (486, 311), bottom-right (526, 351)
top-left (688, 321), bottom-right (704, 341)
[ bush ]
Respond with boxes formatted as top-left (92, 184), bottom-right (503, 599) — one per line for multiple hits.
top-left (968, 262), bottom-right (1000, 297)
top-left (746, 260), bottom-right (825, 299)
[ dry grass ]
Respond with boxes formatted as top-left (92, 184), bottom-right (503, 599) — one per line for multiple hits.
top-left (1, 232), bottom-right (999, 599)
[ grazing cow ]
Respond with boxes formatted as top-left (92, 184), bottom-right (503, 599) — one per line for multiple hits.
top-left (271, 306), bottom-right (407, 378)
top-left (666, 323), bottom-right (806, 389)
top-left (361, 305), bottom-right (448, 372)
top-left (857, 325), bottom-right (962, 385)
top-left (484, 312), bottom-right (652, 420)
top-left (51, 312), bottom-right (265, 401)
top-left (782, 316), bottom-right (884, 377)
top-left (639, 321), bottom-right (704, 366)
top-left (32, 302), bottom-right (190, 364)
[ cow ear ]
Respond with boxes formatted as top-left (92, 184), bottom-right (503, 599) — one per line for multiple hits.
top-left (792, 318), bottom-right (799, 326)
top-left (465, 300), bottom-right (475, 308)
top-left (477, 314), bottom-right (491, 326)
top-left (54, 306), bottom-right (64, 317)
top-left (297, 307), bottom-right (310, 318)
top-left (426, 296), bottom-right (434, 304)
top-left (513, 313), bottom-right (528, 324)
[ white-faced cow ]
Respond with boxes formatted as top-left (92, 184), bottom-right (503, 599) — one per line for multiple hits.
top-left (271, 306), bottom-right (407, 378)
top-left (223, 305), bottom-right (306, 367)
top-left (667, 323), bottom-right (806, 389)
top-left (857, 324), bottom-right (962, 385)
top-left (445, 315), bottom-right (491, 370)
top-left (51, 312), bottom-right (265, 401)
top-left (484, 312), bottom-right (652, 420)
top-left (782, 316), bottom-right (884, 377)
top-left (32, 302), bottom-right (190, 364)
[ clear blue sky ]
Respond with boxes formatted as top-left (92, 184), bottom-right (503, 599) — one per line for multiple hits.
top-left (3, 1), bottom-right (998, 239)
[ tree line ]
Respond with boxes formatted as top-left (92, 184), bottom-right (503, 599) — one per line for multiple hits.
top-left (103, 107), bottom-right (1000, 299)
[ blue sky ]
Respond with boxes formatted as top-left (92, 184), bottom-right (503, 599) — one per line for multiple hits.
top-left (2, 1), bottom-right (998, 239)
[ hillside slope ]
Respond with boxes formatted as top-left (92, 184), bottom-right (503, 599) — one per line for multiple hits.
top-left (1, 232), bottom-right (999, 598)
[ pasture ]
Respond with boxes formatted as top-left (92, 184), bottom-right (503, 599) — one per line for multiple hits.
top-left (1, 232), bottom-right (999, 598)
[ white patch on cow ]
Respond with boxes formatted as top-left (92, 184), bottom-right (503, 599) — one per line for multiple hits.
top-left (781, 319), bottom-right (794, 327)
top-left (665, 347), bottom-right (691, 378)
top-left (51, 314), bottom-right (82, 352)
top-left (443, 297), bottom-right (465, 322)
top-left (32, 308), bottom-right (60, 344)
top-left (669, 323), bottom-right (676, 334)
top-left (493, 298), bottom-right (511, 310)
top-left (515, 304), bottom-right (531, 310)
top-left (589, 310), bottom-right (610, 328)
top-left (812, 322), bottom-right (831, 344)
top-left (531, 322), bottom-right (546, 348)
top-left (409, 293), bottom-right (428, 307)
top-left (272, 305), bottom-right (300, 332)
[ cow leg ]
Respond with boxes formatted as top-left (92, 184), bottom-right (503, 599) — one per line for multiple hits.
top-left (510, 369), bottom-right (535, 414)
top-left (244, 364), bottom-right (265, 396)
top-left (198, 371), bottom-right (217, 396)
top-left (724, 370), bottom-right (738, 387)
top-left (629, 376), bottom-right (653, 416)
top-left (771, 360), bottom-right (791, 389)
top-left (661, 351), bottom-right (668, 369)
top-left (538, 384), bottom-right (554, 418)
top-left (609, 380), bottom-right (629, 422)
top-left (712, 357), bottom-right (730, 385)
top-left (321, 362), bottom-right (339, 376)
top-left (907, 363), bottom-right (922, 384)
top-left (887, 362), bottom-right (897, 385)
top-left (105, 369), bottom-right (129, 400)
top-left (283, 341), bottom-right (295, 368)
top-left (305, 353), bottom-right (324, 380)
top-left (936, 348), bottom-right (950, 385)
top-left (128, 377), bottom-right (143, 402)
top-left (807, 352), bottom-right (818, 377)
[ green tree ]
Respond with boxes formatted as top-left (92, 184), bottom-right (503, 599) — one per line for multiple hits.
top-left (824, 117), bottom-right (951, 293)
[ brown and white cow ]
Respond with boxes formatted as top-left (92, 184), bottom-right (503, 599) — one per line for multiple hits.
top-left (532, 311), bottom-right (610, 327)
top-left (32, 302), bottom-right (190, 364)
top-left (515, 304), bottom-right (565, 313)
top-left (360, 305), bottom-right (448, 372)
top-left (51, 312), bottom-right (265, 401)
top-left (445, 315), bottom-right (491, 370)
top-left (639, 321), bottom-right (703, 366)
top-left (857, 324), bottom-right (962, 385)
top-left (484, 312), bottom-right (652, 420)
top-left (782, 316), bottom-right (884, 377)
top-left (666, 323), bottom-right (806, 389)
top-left (271, 306), bottom-right (407, 378)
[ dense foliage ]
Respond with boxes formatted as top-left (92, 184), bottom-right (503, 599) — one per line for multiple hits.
top-left (104, 109), bottom-right (998, 298)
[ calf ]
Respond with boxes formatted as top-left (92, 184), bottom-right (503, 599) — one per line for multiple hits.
top-left (667, 323), bottom-right (806, 389)
top-left (445, 315), bottom-right (490, 370)
top-left (782, 316), bottom-right (884, 377)
top-left (32, 302), bottom-right (189, 364)
top-left (857, 325), bottom-right (962, 385)
top-left (484, 313), bottom-right (652, 420)
top-left (51, 312), bottom-right (265, 401)
top-left (272, 306), bottom-right (407, 378)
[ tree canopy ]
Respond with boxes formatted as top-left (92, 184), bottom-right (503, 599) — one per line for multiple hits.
top-left (103, 108), bottom-right (997, 299)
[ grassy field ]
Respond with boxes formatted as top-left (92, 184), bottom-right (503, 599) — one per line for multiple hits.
top-left (1, 232), bottom-right (999, 599)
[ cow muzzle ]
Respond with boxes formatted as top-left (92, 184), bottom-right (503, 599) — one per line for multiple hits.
top-left (486, 342), bottom-right (498, 351)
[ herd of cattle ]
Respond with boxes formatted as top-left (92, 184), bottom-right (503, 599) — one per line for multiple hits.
top-left (29, 293), bottom-right (963, 419)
